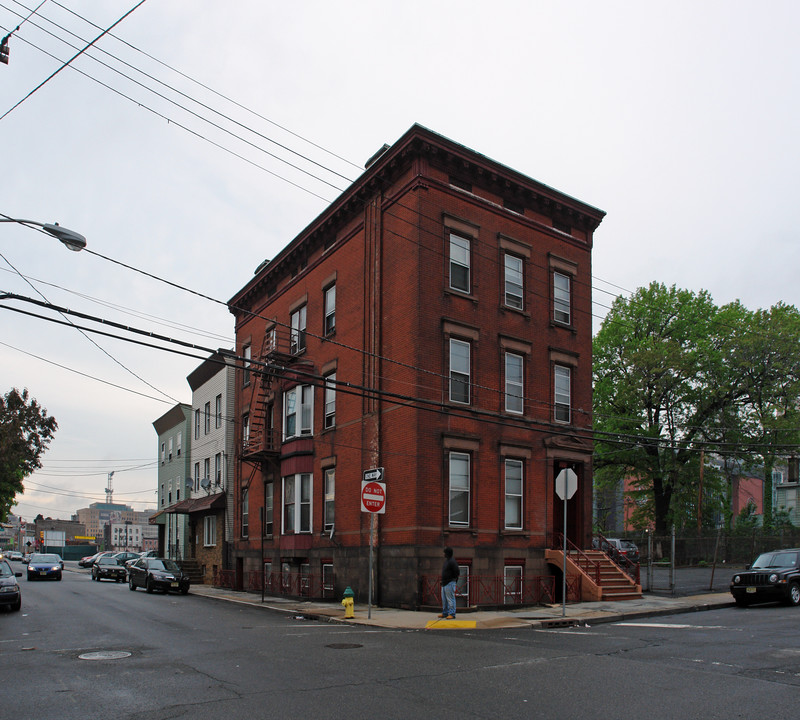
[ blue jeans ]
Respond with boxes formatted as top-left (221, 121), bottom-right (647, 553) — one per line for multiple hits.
top-left (441, 580), bottom-right (457, 617)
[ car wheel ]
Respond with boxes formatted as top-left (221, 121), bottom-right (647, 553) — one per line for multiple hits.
top-left (57, 573), bottom-right (62, 581)
top-left (27, 573), bottom-right (33, 581)
top-left (146, 577), bottom-right (154, 593)
top-left (129, 577), bottom-right (136, 591)
top-left (787, 582), bottom-right (800, 606)
top-left (180, 587), bottom-right (189, 595)
top-left (11, 598), bottom-right (21, 612)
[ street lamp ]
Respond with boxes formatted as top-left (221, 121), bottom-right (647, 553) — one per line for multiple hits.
top-left (0, 218), bottom-right (87, 251)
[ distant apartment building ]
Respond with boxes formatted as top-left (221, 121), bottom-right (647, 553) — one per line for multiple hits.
top-left (152, 403), bottom-right (192, 559)
top-left (164, 352), bottom-right (236, 583)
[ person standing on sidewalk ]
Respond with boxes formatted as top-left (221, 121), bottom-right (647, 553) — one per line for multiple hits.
top-left (439, 547), bottom-right (459, 619)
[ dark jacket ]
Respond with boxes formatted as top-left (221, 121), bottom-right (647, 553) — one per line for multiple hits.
top-left (441, 556), bottom-right (459, 585)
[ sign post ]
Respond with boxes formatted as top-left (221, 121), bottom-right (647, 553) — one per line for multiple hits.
top-left (361, 468), bottom-right (386, 619)
top-left (555, 468), bottom-right (578, 617)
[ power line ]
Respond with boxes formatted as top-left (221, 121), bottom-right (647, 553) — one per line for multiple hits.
top-left (0, 0), bottom-right (148, 121)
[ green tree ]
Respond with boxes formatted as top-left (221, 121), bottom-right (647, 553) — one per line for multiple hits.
top-left (593, 283), bottom-right (750, 535)
top-left (0, 388), bottom-right (57, 521)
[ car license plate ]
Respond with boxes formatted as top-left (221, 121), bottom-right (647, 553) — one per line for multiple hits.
top-left (746, 587), bottom-right (757, 594)
top-left (39, 571), bottom-right (47, 576)
top-left (171, 582), bottom-right (178, 588)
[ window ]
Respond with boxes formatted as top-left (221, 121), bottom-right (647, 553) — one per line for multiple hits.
top-left (324, 284), bottom-right (336, 335)
top-left (290, 306), bottom-right (307, 354)
top-left (214, 453), bottom-right (222, 485)
top-left (203, 458), bottom-right (210, 486)
top-left (160, 442), bottom-right (165, 465)
top-left (324, 468), bottom-right (335, 531)
top-left (203, 516), bottom-right (216, 546)
top-left (554, 365), bottom-right (571, 423)
top-left (265, 481), bottom-right (273, 536)
top-left (505, 352), bottom-right (524, 414)
top-left (504, 253), bottom-right (523, 309)
top-left (194, 462), bottom-right (200, 492)
top-left (553, 272), bottom-right (571, 325)
top-left (504, 566), bottom-right (523, 604)
top-left (449, 452), bottom-right (470, 526)
top-left (324, 373), bottom-right (336, 429)
top-left (243, 344), bottom-right (251, 385)
top-left (449, 339), bottom-right (470, 404)
top-left (176, 431), bottom-right (182, 457)
top-left (241, 488), bottom-right (249, 537)
top-left (284, 385), bottom-right (313, 439)
top-left (160, 483), bottom-right (165, 506)
top-left (322, 563), bottom-right (335, 598)
top-left (168, 437), bottom-right (173, 461)
top-left (455, 565), bottom-right (470, 607)
top-left (204, 401), bottom-right (211, 434)
top-left (449, 233), bottom-right (471, 293)
top-left (215, 394), bottom-right (222, 428)
top-left (505, 459), bottom-right (523, 530)
top-left (242, 413), bottom-right (250, 447)
top-left (283, 473), bottom-right (312, 534)
top-left (194, 409), bottom-right (200, 439)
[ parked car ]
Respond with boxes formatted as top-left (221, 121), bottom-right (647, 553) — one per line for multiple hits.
top-left (92, 556), bottom-right (127, 583)
top-left (26, 553), bottom-right (63, 581)
top-left (9, 551), bottom-right (23, 562)
top-left (605, 538), bottom-right (640, 564)
top-left (730, 548), bottom-right (800, 607)
top-left (79, 551), bottom-right (114, 568)
top-left (111, 552), bottom-right (140, 566)
top-left (128, 557), bottom-right (190, 595)
top-left (0, 559), bottom-right (22, 612)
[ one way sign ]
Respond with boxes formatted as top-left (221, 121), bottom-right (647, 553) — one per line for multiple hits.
top-left (363, 467), bottom-right (384, 482)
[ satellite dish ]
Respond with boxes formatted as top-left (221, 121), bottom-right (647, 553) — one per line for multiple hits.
top-left (200, 478), bottom-right (211, 490)
top-left (185, 478), bottom-right (194, 489)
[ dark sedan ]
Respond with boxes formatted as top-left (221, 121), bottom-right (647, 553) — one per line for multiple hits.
top-left (0, 559), bottom-right (22, 612)
top-left (128, 557), bottom-right (190, 595)
top-left (92, 556), bottom-right (127, 583)
top-left (27, 553), bottom-right (63, 581)
top-left (730, 548), bottom-right (800, 607)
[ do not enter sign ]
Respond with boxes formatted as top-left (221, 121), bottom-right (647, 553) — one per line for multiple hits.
top-left (361, 480), bottom-right (386, 514)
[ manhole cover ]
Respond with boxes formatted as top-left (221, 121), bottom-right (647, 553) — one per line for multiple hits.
top-left (325, 643), bottom-right (363, 650)
top-left (78, 651), bottom-right (132, 661)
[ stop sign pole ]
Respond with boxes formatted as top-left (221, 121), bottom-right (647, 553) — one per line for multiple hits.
top-left (555, 468), bottom-right (578, 617)
top-left (362, 469), bottom-right (385, 619)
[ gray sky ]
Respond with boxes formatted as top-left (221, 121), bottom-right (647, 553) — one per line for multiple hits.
top-left (2, 1), bottom-right (798, 522)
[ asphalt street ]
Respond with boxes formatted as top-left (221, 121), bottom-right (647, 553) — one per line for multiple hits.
top-left (2, 562), bottom-right (798, 720)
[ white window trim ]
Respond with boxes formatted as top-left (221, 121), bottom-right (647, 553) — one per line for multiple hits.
top-left (283, 385), bottom-right (314, 440)
top-left (203, 516), bottom-right (216, 547)
top-left (449, 232), bottom-right (471, 293)
top-left (324, 467), bottom-right (335, 531)
top-left (554, 271), bottom-right (571, 325)
top-left (290, 306), bottom-right (307, 354)
top-left (505, 352), bottom-right (524, 414)
top-left (449, 451), bottom-right (470, 526)
top-left (505, 459), bottom-right (523, 530)
top-left (324, 374), bottom-right (336, 429)
top-left (324, 284), bottom-right (336, 335)
top-left (504, 253), bottom-right (524, 310)
top-left (283, 473), bottom-right (313, 534)
top-left (449, 338), bottom-right (471, 405)
top-left (554, 365), bottom-right (571, 423)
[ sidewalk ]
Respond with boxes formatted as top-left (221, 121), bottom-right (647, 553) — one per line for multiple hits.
top-left (187, 583), bottom-right (735, 630)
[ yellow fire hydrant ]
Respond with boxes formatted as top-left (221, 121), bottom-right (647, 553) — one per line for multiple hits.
top-left (342, 586), bottom-right (355, 618)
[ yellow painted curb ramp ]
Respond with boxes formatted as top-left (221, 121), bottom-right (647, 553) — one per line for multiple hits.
top-left (425, 618), bottom-right (476, 629)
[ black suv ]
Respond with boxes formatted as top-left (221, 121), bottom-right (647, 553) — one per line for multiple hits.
top-left (730, 549), bottom-right (800, 607)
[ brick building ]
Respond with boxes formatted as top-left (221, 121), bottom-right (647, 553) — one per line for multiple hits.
top-left (228, 124), bottom-right (604, 608)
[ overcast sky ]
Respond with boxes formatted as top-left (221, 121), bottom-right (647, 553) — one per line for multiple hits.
top-left (2, 1), bottom-right (798, 522)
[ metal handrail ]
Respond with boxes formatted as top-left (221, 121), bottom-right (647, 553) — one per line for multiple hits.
top-left (554, 533), bottom-right (601, 585)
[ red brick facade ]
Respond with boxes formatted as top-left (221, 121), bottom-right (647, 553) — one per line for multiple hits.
top-left (228, 125), bottom-right (604, 608)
